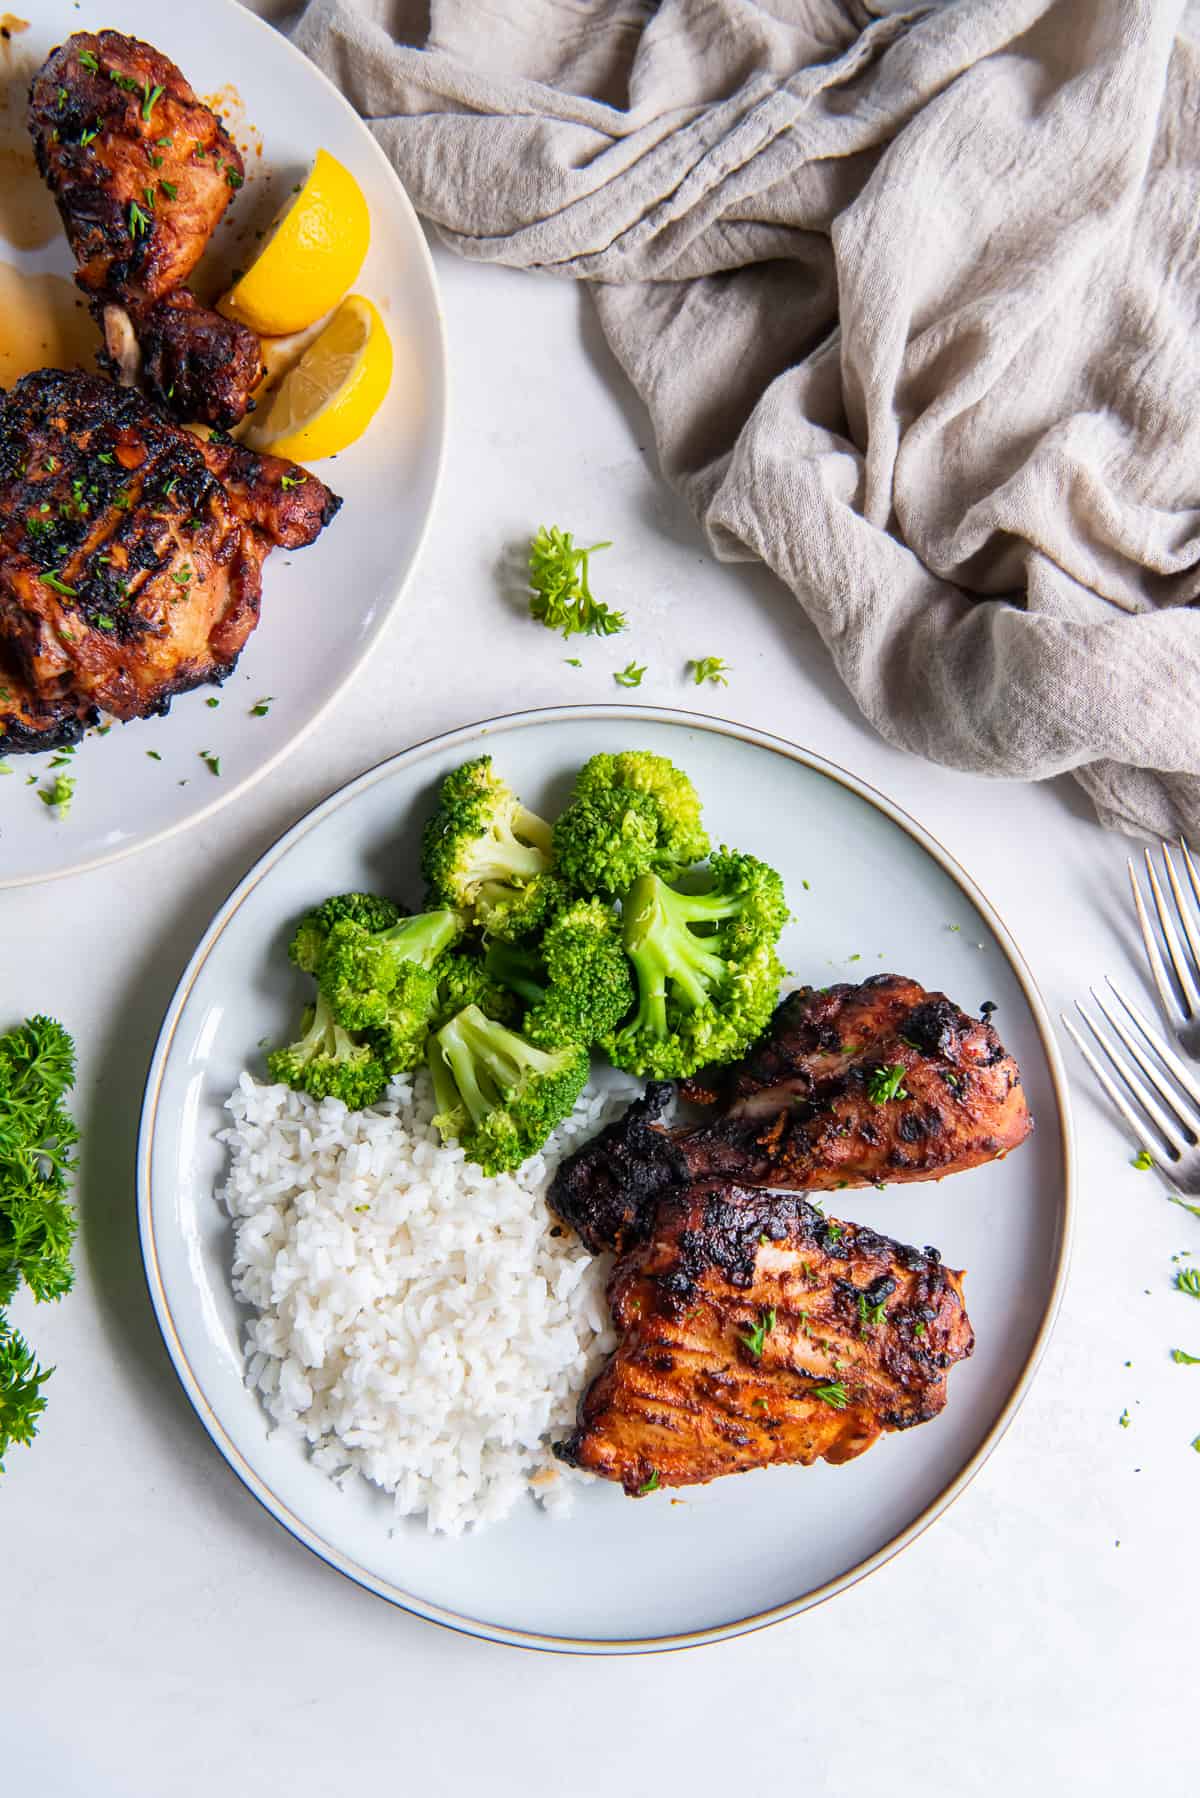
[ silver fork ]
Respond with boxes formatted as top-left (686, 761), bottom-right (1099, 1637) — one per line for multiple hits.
top-left (1128, 840), bottom-right (1200, 1060)
top-left (1061, 977), bottom-right (1200, 1195)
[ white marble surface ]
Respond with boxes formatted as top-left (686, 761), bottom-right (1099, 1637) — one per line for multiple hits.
top-left (3, 11), bottom-right (1194, 1793)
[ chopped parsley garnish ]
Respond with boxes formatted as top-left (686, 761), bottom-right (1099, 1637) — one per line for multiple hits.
top-left (94, 616), bottom-right (115, 632)
top-left (636, 1469), bottom-right (660, 1495)
top-left (171, 564), bottom-right (192, 588)
top-left (614, 660), bottom-right (646, 688)
top-left (1170, 1196), bottom-right (1200, 1220)
top-left (687, 655), bottom-right (731, 687)
top-left (205, 696), bottom-right (219, 708)
top-left (141, 80), bottom-right (164, 122)
top-left (857, 1291), bottom-right (887, 1331)
top-left (146, 750), bottom-right (162, 761)
top-left (1192, 1437), bottom-right (1200, 1453)
top-left (1171, 1348), bottom-right (1200, 1365)
top-left (226, 167), bottom-right (244, 189)
top-left (142, 185), bottom-right (157, 210)
top-left (56, 86), bottom-right (68, 109)
top-left (38, 774), bottom-right (75, 817)
top-left (913, 1320), bottom-right (927, 1339)
top-left (109, 69), bottom-right (141, 93)
top-left (1177, 1268), bottom-right (1200, 1299)
top-left (128, 200), bottom-right (152, 239)
top-left (279, 472), bottom-right (307, 490)
top-left (1118, 1409), bottom-right (1131, 1428)
top-left (1131, 1149), bottom-right (1154, 1171)
top-left (528, 526), bottom-right (624, 639)
top-left (0, 761), bottom-right (11, 776)
top-left (250, 697), bottom-right (274, 717)
top-left (113, 489), bottom-right (132, 510)
top-left (159, 179), bottom-right (178, 200)
top-left (812, 1380), bottom-right (849, 1410)
top-left (825, 1222), bottom-right (844, 1243)
top-left (78, 49), bottom-right (99, 73)
top-left (564, 657), bottom-right (582, 668)
top-left (867, 1063), bottom-right (909, 1105)
top-left (199, 751), bottom-right (221, 777)
top-left (739, 1306), bottom-right (776, 1359)
top-left (38, 571), bottom-right (77, 598)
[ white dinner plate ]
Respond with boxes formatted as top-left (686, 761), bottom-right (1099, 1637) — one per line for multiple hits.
top-left (0, 0), bottom-right (445, 887)
top-left (138, 707), bottom-right (1073, 1653)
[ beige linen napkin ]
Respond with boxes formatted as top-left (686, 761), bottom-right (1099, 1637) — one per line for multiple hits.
top-left (294, 0), bottom-right (1200, 837)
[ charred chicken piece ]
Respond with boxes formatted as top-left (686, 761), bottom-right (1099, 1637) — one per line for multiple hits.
top-left (0, 646), bottom-right (97, 755)
top-left (555, 1181), bottom-right (973, 1494)
top-left (0, 369), bottom-right (338, 732)
top-left (102, 291), bottom-right (263, 431)
top-left (549, 975), bottom-right (1032, 1254)
top-left (29, 30), bottom-right (263, 426)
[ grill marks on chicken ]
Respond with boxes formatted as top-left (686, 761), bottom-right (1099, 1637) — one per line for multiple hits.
top-left (29, 30), bottom-right (263, 426)
top-left (0, 369), bottom-right (338, 743)
top-left (554, 1181), bottom-right (974, 1493)
top-left (549, 975), bottom-right (1032, 1255)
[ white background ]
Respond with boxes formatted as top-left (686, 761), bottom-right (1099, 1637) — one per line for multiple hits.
top-left (3, 4), bottom-right (1194, 1793)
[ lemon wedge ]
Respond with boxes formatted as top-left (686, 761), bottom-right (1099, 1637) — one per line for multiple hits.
top-left (243, 295), bottom-right (392, 460)
top-left (219, 149), bottom-right (370, 336)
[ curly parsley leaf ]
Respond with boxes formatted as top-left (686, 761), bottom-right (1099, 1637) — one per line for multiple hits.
top-left (687, 656), bottom-right (730, 687)
top-left (528, 526), bottom-right (625, 640)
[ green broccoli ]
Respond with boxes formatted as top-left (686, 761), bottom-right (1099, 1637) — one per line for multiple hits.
top-left (485, 898), bottom-right (635, 1047)
top-left (430, 950), bottom-right (520, 1031)
top-left (421, 756), bottom-right (559, 939)
top-left (266, 991), bottom-right (387, 1108)
top-left (602, 849), bottom-right (788, 1079)
top-left (288, 892), bottom-right (404, 976)
top-left (552, 750), bottom-right (709, 894)
top-left (427, 1004), bottom-right (589, 1175)
top-left (317, 910), bottom-right (463, 1031)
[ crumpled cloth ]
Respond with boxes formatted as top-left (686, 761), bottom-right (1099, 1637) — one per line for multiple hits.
top-left (295, 0), bottom-right (1200, 837)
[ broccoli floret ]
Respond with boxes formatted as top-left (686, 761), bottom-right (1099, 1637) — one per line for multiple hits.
top-left (266, 991), bottom-right (387, 1108)
top-left (427, 1004), bottom-right (589, 1175)
top-left (430, 950), bottom-right (520, 1031)
top-left (485, 898), bottom-right (635, 1048)
top-left (288, 892), bottom-right (403, 975)
top-left (603, 849), bottom-right (788, 1079)
top-left (552, 750), bottom-right (709, 894)
top-left (421, 756), bottom-right (557, 939)
top-left (318, 910), bottom-right (463, 1030)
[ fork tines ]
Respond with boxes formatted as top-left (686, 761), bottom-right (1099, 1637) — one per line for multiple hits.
top-left (1128, 839), bottom-right (1200, 1028)
top-left (1061, 978), bottom-right (1200, 1178)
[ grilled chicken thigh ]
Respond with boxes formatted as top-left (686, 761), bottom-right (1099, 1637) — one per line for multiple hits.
top-left (555, 1180), bottom-right (974, 1493)
top-left (549, 975), bottom-right (1031, 1254)
top-left (29, 30), bottom-right (262, 426)
top-left (0, 368), bottom-right (337, 741)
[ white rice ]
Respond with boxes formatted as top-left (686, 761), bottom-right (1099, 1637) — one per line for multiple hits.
top-left (219, 1070), bottom-right (639, 1535)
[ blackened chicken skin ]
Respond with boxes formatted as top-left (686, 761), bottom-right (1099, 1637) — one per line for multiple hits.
top-left (29, 30), bottom-right (263, 426)
top-left (0, 369), bottom-right (338, 736)
top-left (554, 1181), bottom-right (974, 1494)
top-left (549, 975), bottom-right (1032, 1255)
top-left (0, 646), bottom-right (97, 755)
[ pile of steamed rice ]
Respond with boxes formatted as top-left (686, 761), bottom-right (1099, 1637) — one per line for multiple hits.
top-left (220, 1070), bottom-right (638, 1535)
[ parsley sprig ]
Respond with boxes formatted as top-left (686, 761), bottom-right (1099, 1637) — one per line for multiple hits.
top-left (528, 526), bottom-right (625, 640)
top-left (687, 655), bottom-right (731, 687)
top-left (0, 1017), bottom-right (79, 1471)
